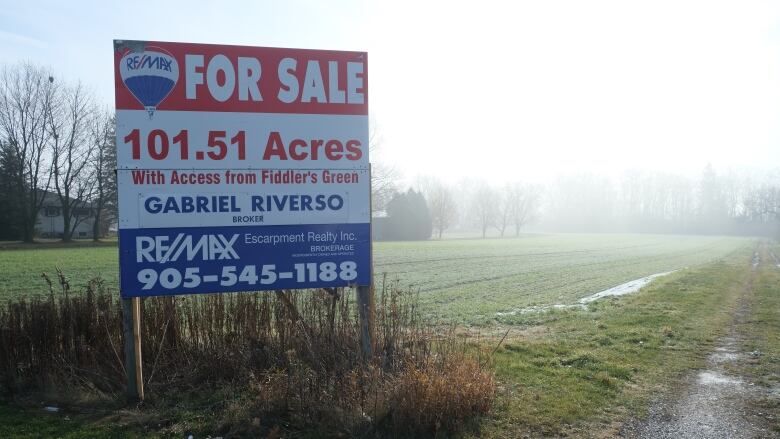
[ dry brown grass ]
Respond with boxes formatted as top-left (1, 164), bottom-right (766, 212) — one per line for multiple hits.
top-left (0, 271), bottom-right (495, 437)
top-left (387, 356), bottom-right (496, 435)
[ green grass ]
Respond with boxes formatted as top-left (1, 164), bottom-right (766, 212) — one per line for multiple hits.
top-left (470, 245), bottom-right (755, 437)
top-left (0, 235), bottom-right (770, 437)
top-left (0, 234), bottom-right (752, 325)
top-left (377, 234), bottom-right (751, 322)
top-left (0, 405), bottom-right (152, 438)
top-left (729, 244), bottom-right (780, 433)
top-left (0, 245), bottom-right (119, 297)
top-left (749, 245), bottom-right (780, 381)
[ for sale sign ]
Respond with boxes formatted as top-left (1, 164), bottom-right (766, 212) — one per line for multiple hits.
top-left (114, 40), bottom-right (370, 297)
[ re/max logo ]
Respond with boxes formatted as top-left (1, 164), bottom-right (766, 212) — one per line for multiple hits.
top-left (125, 54), bottom-right (174, 71)
top-left (136, 234), bottom-right (239, 263)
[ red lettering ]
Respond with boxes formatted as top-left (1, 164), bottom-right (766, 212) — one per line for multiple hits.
top-left (325, 140), bottom-right (344, 160)
top-left (263, 131), bottom-right (288, 160)
top-left (345, 140), bottom-right (362, 160)
top-left (310, 139), bottom-right (323, 160)
top-left (289, 138), bottom-right (308, 160)
top-left (263, 132), bottom-right (361, 161)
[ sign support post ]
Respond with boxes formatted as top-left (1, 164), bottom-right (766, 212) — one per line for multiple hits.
top-left (132, 297), bottom-right (145, 400)
top-left (356, 285), bottom-right (373, 357)
top-left (122, 298), bottom-right (144, 401)
top-left (357, 163), bottom-right (374, 358)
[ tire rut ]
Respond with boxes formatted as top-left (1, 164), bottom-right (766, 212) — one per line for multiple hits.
top-left (622, 244), bottom-right (778, 439)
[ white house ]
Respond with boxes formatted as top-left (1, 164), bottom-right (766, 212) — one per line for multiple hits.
top-left (36, 191), bottom-right (95, 239)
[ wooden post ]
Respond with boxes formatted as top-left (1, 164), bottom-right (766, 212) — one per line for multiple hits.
top-left (132, 297), bottom-right (144, 400)
top-left (356, 285), bottom-right (373, 357)
top-left (356, 163), bottom-right (375, 358)
top-left (122, 297), bottom-right (144, 401)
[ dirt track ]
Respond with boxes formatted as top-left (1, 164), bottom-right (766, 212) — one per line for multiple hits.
top-left (623, 248), bottom-right (778, 439)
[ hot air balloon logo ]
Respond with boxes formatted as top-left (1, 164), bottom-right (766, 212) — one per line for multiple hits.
top-left (119, 46), bottom-right (179, 117)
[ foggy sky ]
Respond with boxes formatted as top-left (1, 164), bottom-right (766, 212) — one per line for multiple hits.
top-left (2, 0), bottom-right (779, 184)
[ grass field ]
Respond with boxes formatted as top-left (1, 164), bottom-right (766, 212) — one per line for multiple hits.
top-left (377, 234), bottom-right (751, 323)
top-left (0, 234), bottom-right (752, 324)
top-left (1, 237), bottom-right (771, 438)
top-left (474, 244), bottom-right (762, 437)
top-left (0, 234), bottom-right (773, 437)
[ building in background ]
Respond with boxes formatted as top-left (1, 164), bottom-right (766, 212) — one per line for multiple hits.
top-left (36, 191), bottom-right (94, 239)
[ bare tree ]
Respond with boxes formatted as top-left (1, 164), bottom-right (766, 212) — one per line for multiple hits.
top-left (495, 186), bottom-right (512, 237)
top-left (471, 182), bottom-right (497, 238)
top-left (47, 82), bottom-right (97, 241)
top-left (426, 180), bottom-right (458, 239)
top-left (368, 122), bottom-right (399, 214)
top-left (506, 182), bottom-right (539, 236)
top-left (744, 184), bottom-right (780, 222)
top-left (0, 63), bottom-right (56, 242)
top-left (90, 110), bottom-right (116, 241)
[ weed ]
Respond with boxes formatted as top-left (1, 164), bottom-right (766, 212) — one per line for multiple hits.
top-left (0, 274), bottom-right (495, 436)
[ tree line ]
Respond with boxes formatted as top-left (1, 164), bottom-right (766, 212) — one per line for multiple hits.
top-left (377, 178), bottom-right (540, 240)
top-left (0, 63), bottom-right (117, 242)
top-left (380, 165), bottom-right (779, 240)
top-left (539, 165), bottom-right (780, 236)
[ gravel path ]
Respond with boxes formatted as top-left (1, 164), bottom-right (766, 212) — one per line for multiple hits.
top-left (624, 250), bottom-right (778, 439)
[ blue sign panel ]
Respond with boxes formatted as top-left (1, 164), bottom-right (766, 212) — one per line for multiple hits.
top-left (119, 223), bottom-right (370, 297)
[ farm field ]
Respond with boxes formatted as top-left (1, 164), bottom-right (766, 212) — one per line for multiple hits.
top-left (0, 233), bottom-right (753, 324)
top-left (377, 233), bottom-right (751, 322)
top-left (1, 238), bottom-right (775, 438)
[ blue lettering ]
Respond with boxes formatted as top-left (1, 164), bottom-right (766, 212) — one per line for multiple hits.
top-left (328, 195), bottom-right (344, 210)
top-left (126, 54), bottom-right (173, 72)
top-left (145, 196), bottom-right (162, 214)
top-left (273, 195), bottom-right (287, 211)
top-left (247, 194), bottom-right (342, 212)
top-left (181, 197), bottom-right (194, 213)
top-left (315, 195), bottom-right (326, 211)
top-left (300, 195), bottom-right (312, 210)
top-left (164, 197), bottom-right (181, 213)
top-left (251, 196), bottom-right (264, 212)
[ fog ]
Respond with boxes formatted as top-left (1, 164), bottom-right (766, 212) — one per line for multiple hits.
top-left (370, 1), bottom-right (780, 184)
top-left (4, 1), bottom-right (779, 178)
top-left (367, 1), bottom-right (780, 237)
top-left (364, 1), bottom-right (777, 239)
top-left (3, 0), bottom-right (779, 236)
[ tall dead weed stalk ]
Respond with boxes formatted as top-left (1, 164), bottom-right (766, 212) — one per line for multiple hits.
top-left (0, 273), bottom-right (494, 436)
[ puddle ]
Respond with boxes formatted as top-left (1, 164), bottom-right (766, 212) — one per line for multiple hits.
top-left (495, 303), bottom-right (581, 317)
top-left (578, 271), bottom-right (676, 304)
top-left (495, 270), bottom-right (677, 317)
top-left (698, 371), bottom-right (743, 386)
top-left (710, 352), bottom-right (742, 363)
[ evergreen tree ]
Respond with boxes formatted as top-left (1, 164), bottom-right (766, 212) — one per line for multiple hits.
top-left (385, 189), bottom-right (432, 240)
top-left (0, 140), bottom-right (25, 240)
top-left (91, 113), bottom-right (117, 240)
top-left (699, 163), bottom-right (727, 233)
